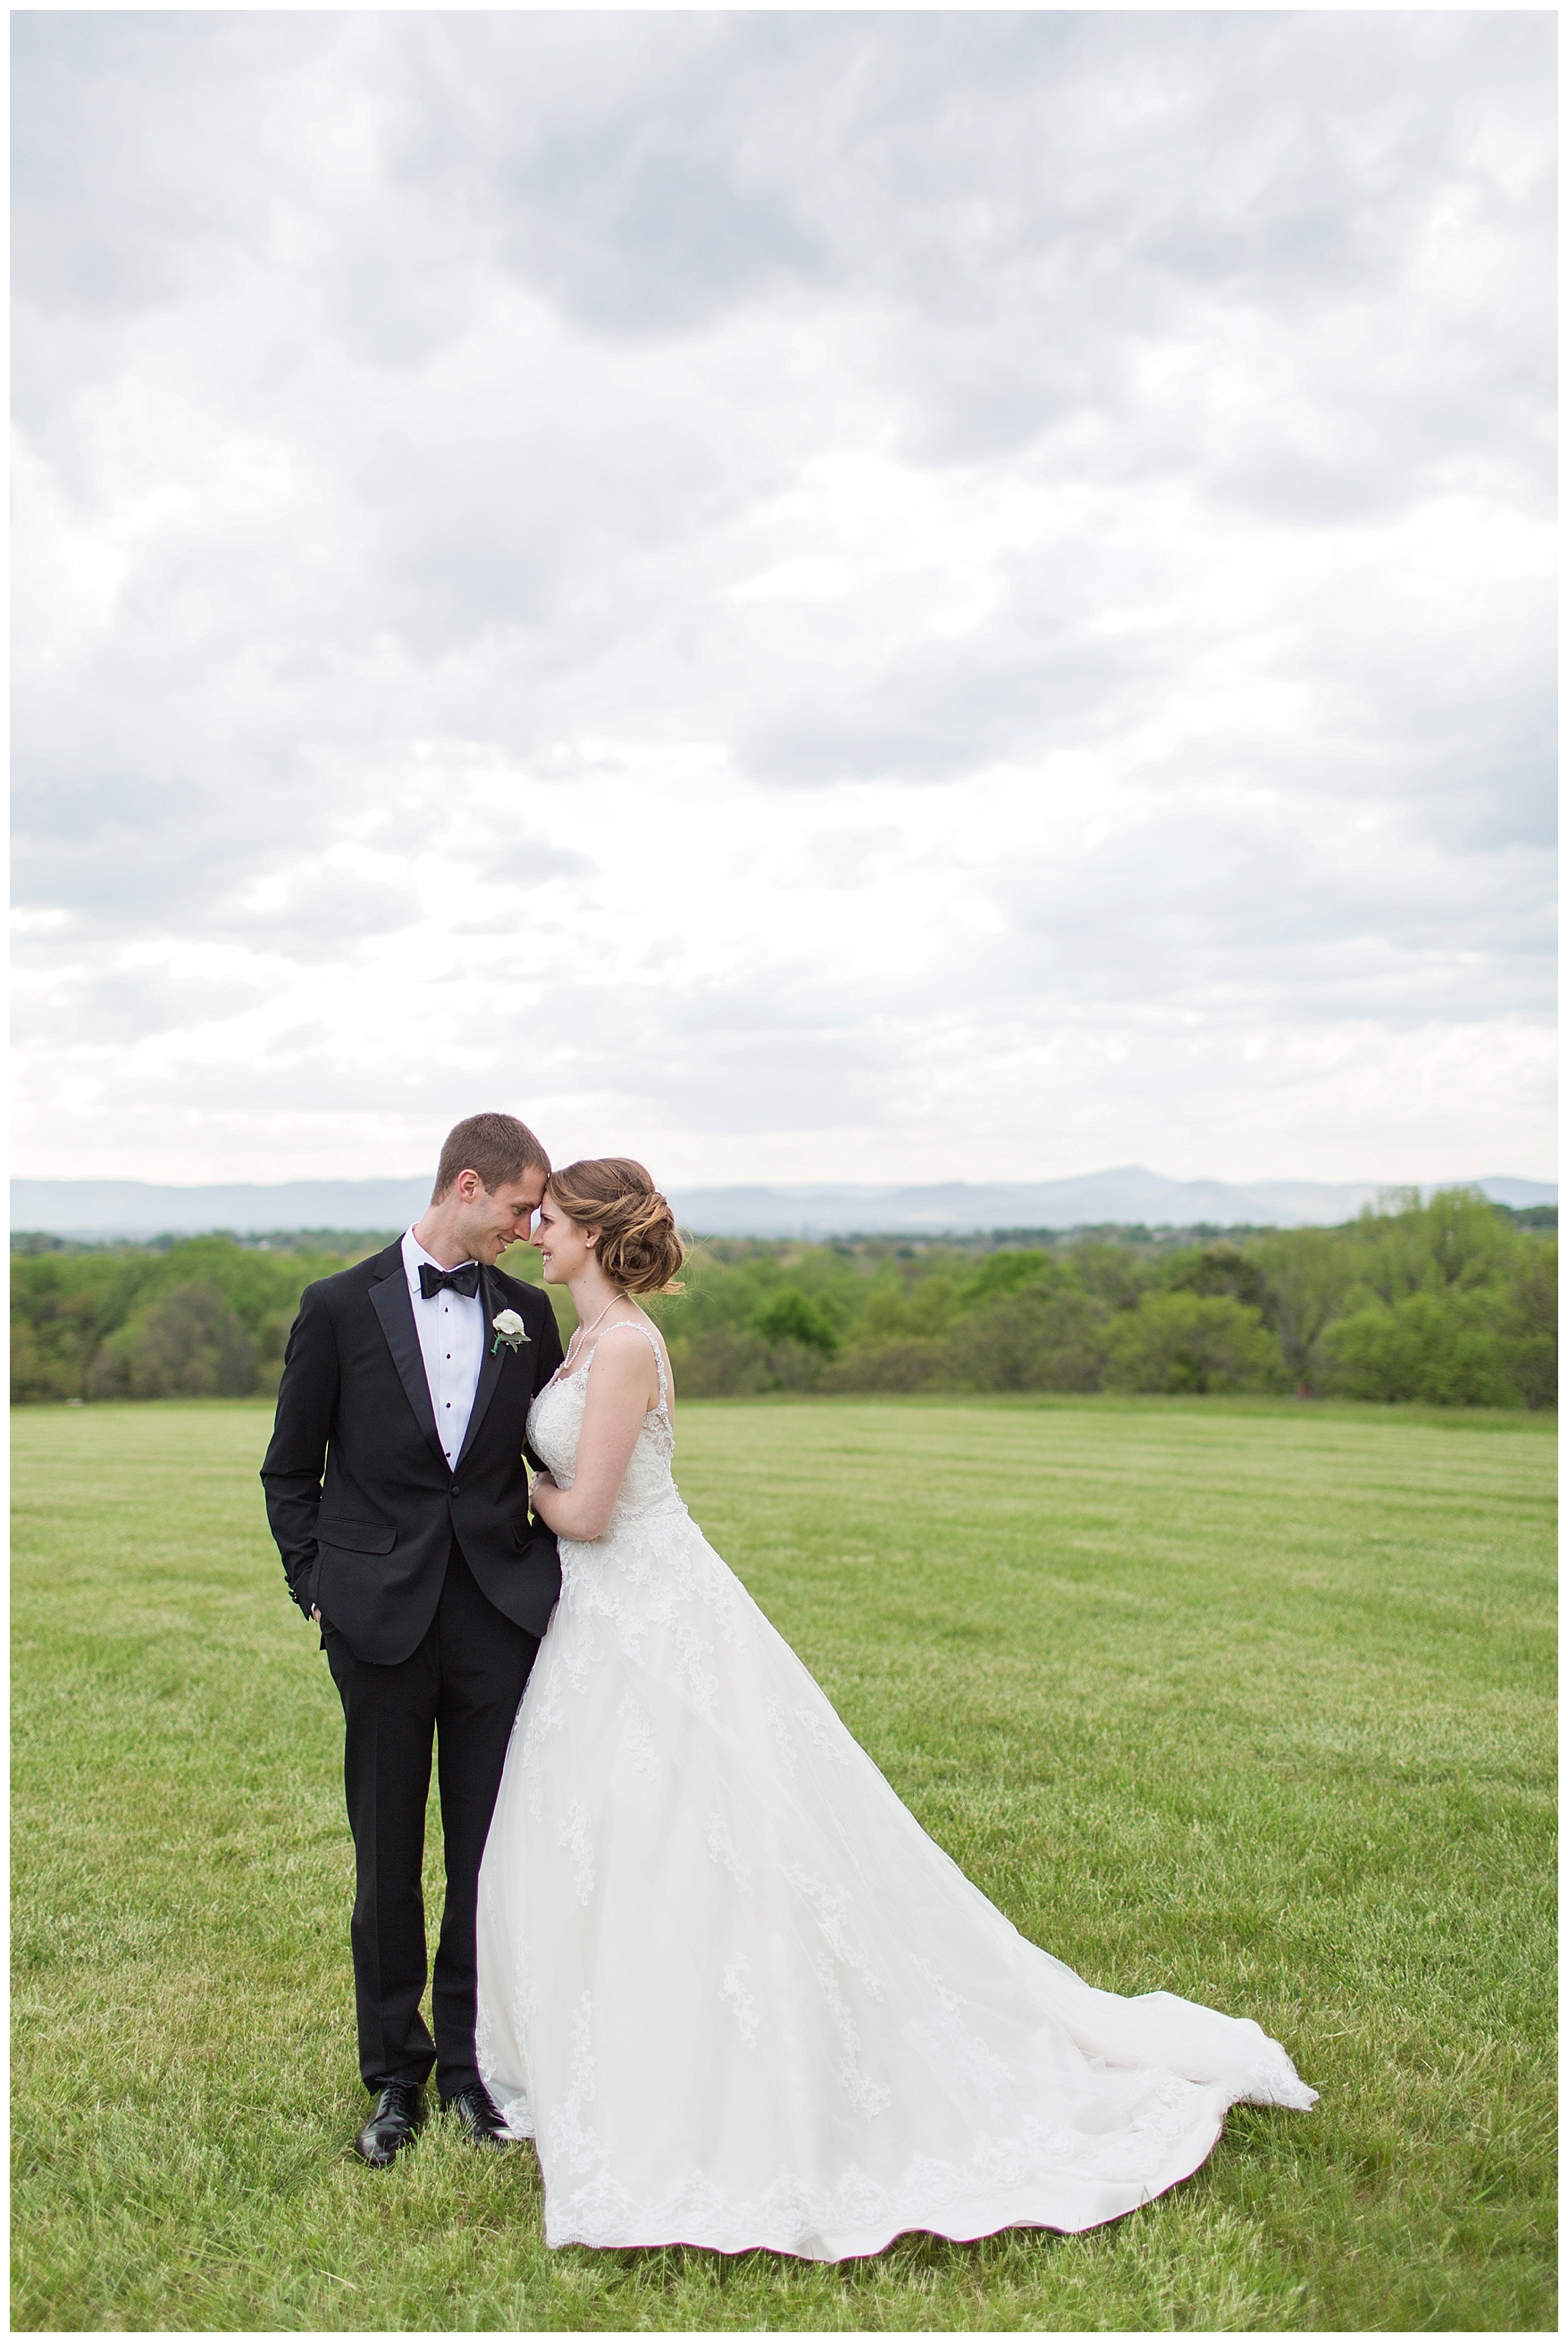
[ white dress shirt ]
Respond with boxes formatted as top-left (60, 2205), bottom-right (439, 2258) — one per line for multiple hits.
top-left (402, 1227), bottom-right (485, 1471)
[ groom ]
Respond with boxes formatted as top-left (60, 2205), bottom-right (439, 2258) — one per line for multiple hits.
top-left (262, 1112), bottom-right (566, 2166)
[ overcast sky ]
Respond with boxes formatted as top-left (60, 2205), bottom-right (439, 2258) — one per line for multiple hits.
top-left (13, 11), bottom-right (1556, 1189)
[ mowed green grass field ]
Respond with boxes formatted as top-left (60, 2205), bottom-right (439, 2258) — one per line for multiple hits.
top-left (12, 1395), bottom-right (1556, 2332)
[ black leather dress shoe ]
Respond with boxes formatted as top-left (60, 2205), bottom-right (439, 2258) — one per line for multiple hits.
top-left (445, 2083), bottom-right (515, 2148)
top-left (354, 2082), bottom-right (426, 2168)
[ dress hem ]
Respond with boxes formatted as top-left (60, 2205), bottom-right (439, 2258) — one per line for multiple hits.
top-left (541, 2115), bottom-right (1233, 2261)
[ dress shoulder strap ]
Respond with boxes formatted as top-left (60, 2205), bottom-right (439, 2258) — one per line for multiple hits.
top-left (595, 1315), bottom-right (669, 1409)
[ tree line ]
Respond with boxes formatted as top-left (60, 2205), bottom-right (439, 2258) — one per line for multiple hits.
top-left (10, 1189), bottom-right (1556, 1410)
top-left (641, 1190), bottom-right (1555, 1408)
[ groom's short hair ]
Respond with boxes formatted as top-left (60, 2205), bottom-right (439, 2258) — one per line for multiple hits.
top-left (432, 1112), bottom-right (551, 1200)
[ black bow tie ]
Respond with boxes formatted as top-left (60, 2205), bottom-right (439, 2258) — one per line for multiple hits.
top-left (419, 1261), bottom-right (481, 1301)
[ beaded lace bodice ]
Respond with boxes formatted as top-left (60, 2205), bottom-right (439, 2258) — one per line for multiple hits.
top-left (526, 1315), bottom-right (679, 1529)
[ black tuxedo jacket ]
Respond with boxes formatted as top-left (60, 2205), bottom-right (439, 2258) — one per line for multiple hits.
top-left (260, 1243), bottom-right (566, 1664)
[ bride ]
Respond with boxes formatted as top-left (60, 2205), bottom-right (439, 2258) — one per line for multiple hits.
top-left (476, 1158), bottom-right (1315, 2261)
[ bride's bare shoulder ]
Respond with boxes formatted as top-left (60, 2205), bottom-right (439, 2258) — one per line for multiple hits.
top-left (598, 1311), bottom-right (673, 1405)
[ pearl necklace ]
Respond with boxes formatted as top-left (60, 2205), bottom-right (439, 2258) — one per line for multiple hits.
top-left (565, 1293), bottom-right (625, 1370)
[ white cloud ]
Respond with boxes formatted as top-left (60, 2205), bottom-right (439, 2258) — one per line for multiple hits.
top-left (11, 12), bottom-right (1555, 1188)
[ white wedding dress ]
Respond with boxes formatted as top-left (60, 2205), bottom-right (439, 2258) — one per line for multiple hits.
top-left (476, 1319), bottom-right (1314, 2260)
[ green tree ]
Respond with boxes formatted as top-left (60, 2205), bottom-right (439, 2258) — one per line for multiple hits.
top-left (1320, 1289), bottom-right (1517, 1408)
top-left (666, 1326), bottom-right (773, 1398)
top-left (1254, 1229), bottom-right (1352, 1393)
top-left (88, 1283), bottom-right (258, 1400)
top-left (751, 1289), bottom-right (840, 1356)
top-left (824, 1339), bottom-right (943, 1393)
top-left (1066, 1241), bottom-right (1159, 1314)
top-left (943, 1288), bottom-right (1111, 1393)
top-left (1348, 1188), bottom-right (1512, 1305)
top-left (1168, 1241), bottom-right (1270, 1314)
top-left (955, 1248), bottom-right (1058, 1309)
top-left (10, 1280), bottom-right (106, 1403)
top-left (1421, 1188), bottom-right (1513, 1289)
top-left (1104, 1293), bottom-right (1284, 1395)
top-left (850, 1272), bottom-right (960, 1346)
top-left (1499, 1239), bottom-right (1557, 1409)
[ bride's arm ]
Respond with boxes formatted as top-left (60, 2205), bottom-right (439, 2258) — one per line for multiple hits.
top-left (527, 1335), bottom-right (660, 1540)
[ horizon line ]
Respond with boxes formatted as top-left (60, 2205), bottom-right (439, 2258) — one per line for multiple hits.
top-left (12, 1166), bottom-right (1559, 1191)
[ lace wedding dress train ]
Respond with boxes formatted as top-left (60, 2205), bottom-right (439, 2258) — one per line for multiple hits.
top-left (476, 1319), bottom-right (1315, 2260)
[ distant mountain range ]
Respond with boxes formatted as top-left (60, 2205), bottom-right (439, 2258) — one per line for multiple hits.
top-left (10, 1168), bottom-right (1556, 1240)
top-left (665, 1172), bottom-right (1557, 1237)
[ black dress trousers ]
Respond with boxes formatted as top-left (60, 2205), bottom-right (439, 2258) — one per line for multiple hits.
top-left (323, 1537), bottom-right (537, 2101)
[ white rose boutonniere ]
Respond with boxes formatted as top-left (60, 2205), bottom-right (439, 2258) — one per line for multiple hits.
top-left (491, 1307), bottom-right (530, 1356)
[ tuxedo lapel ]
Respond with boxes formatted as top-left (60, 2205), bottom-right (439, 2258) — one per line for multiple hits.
top-left (456, 1263), bottom-right (508, 1468)
top-left (368, 1252), bottom-right (447, 1468)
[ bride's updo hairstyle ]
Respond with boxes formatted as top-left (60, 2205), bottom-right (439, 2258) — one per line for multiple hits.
top-left (547, 1158), bottom-right (684, 1295)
